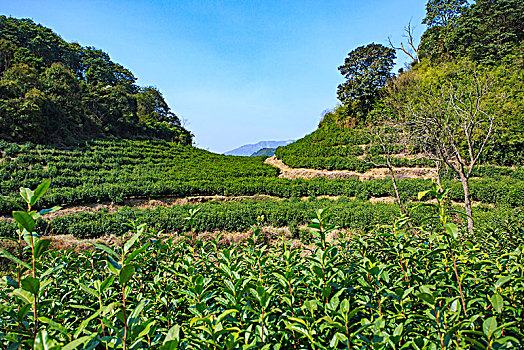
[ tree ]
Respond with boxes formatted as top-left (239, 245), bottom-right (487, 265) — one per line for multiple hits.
top-left (365, 122), bottom-right (409, 216)
top-left (422, 0), bottom-right (468, 28)
top-left (420, 0), bottom-right (524, 64)
top-left (337, 43), bottom-right (396, 115)
top-left (392, 61), bottom-right (498, 233)
top-left (388, 21), bottom-right (421, 65)
top-left (136, 86), bottom-right (181, 126)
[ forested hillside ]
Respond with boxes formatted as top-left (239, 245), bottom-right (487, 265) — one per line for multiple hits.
top-left (0, 16), bottom-right (192, 145)
top-left (277, 0), bottom-right (524, 170)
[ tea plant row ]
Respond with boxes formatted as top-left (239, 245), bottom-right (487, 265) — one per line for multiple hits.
top-left (0, 183), bottom-right (523, 349)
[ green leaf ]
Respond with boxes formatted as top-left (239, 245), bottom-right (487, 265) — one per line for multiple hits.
top-left (418, 189), bottom-right (433, 200)
top-left (119, 264), bottom-right (135, 285)
top-left (33, 329), bottom-right (60, 350)
top-left (39, 206), bottom-right (61, 216)
top-left (124, 232), bottom-right (142, 255)
top-left (12, 288), bottom-right (35, 305)
top-left (62, 335), bottom-right (96, 350)
top-left (490, 294), bottom-right (504, 314)
top-left (21, 277), bottom-right (40, 295)
top-left (31, 180), bottom-right (51, 206)
top-left (19, 187), bottom-right (34, 205)
top-left (163, 324), bottom-right (181, 349)
top-left (444, 223), bottom-right (459, 239)
top-left (393, 323), bottom-right (403, 336)
top-left (483, 317), bottom-right (497, 339)
top-left (79, 283), bottom-right (98, 298)
top-left (125, 242), bottom-right (150, 264)
top-left (128, 299), bottom-right (148, 328)
top-left (0, 248), bottom-right (30, 270)
top-left (217, 309), bottom-right (238, 323)
top-left (13, 211), bottom-right (35, 232)
top-left (417, 292), bottom-right (435, 305)
top-left (38, 316), bottom-right (68, 335)
top-left (100, 275), bottom-right (115, 292)
top-left (34, 239), bottom-right (52, 259)
top-left (495, 276), bottom-right (511, 289)
top-left (91, 242), bottom-right (120, 260)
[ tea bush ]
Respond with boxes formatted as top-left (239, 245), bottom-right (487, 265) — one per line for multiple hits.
top-left (0, 183), bottom-right (523, 349)
top-left (2, 140), bottom-right (524, 216)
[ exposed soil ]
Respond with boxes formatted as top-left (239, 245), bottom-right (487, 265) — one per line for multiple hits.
top-left (0, 224), bottom-right (351, 254)
top-left (265, 156), bottom-right (436, 181)
top-left (0, 194), bottom-right (284, 222)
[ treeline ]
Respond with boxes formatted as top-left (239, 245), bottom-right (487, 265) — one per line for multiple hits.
top-left (0, 16), bottom-right (192, 144)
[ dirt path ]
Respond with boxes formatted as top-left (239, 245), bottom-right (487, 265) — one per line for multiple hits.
top-left (265, 156), bottom-right (437, 181)
top-left (0, 194), bottom-right (284, 222)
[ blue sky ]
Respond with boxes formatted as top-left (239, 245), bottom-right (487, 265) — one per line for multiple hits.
top-left (1, 0), bottom-right (426, 153)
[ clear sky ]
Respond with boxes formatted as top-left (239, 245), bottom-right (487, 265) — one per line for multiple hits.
top-left (1, 0), bottom-right (426, 153)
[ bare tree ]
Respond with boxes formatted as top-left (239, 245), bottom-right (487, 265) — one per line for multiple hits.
top-left (389, 20), bottom-right (421, 65)
top-left (365, 123), bottom-right (409, 216)
top-left (400, 67), bottom-right (497, 233)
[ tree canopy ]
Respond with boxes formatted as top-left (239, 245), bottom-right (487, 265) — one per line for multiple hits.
top-left (420, 0), bottom-right (524, 64)
top-left (422, 0), bottom-right (468, 28)
top-left (336, 43), bottom-right (396, 116)
top-left (0, 16), bottom-right (192, 145)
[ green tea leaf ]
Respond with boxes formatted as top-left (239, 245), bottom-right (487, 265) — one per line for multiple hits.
top-left (34, 239), bottom-right (52, 259)
top-left (495, 276), bottom-right (511, 289)
top-left (91, 242), bottom-right (120, 260)
top-left (417, 292), bottom-right (435, 305)
top-left (62, 335), bottom-right (96, 350)
top-left (21, 277), bottom-right (40, 295)
top-left (12, 288), bottom-right (35, 305)
top-left (490, 294), bottom-right (504, 314)
top-left (13, 211), bottom-right (35, 232)
top-left (19, 187), bottom-right (33, 205)
top-left (418, 189), bottom-right (432, 200)
top-left (444, 223), bottom-right (459, 239)
top-left (119, 264), bottom-right (135, 285)
top-left (0, 248), bottom-right (30, 270)
top-left (31, 180), bottom-right (51, 206)
top-left (483, 317), bottom-right (497, 339)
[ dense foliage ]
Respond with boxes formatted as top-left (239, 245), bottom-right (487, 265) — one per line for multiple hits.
top-left (0, 16), bottom-right (192, 144)
top-left (1, 183), bottom-right (523, 349)
top-left (0, 195), bottom-right (518, 242)
top-left (336, 44), bottom-right (396, 118)
top-left (419, 0), bottom-right (524, 64)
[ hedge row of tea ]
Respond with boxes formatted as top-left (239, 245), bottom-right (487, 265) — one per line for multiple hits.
top-left (1, 195), bottom-right (523, 348)
top-left (0, 196), bottom-right (517, 240)
top-left (2, 140), bottom-right (524, 215)
top-left (3, 174), bottom-right (524, 216)
top-left (275, 124), bottom-right (524, 171)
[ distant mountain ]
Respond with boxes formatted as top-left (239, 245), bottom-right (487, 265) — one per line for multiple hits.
top-left (225, 140), bottom-right (294, 156)
top-left (251, 148), bottom-right (276, 157)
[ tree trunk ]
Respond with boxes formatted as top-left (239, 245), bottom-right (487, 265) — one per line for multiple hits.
top-left (435, 161), bottom-right (442, 189)
top-left (386, 159), bottom-right (407, 216)
top-left (460, 175), bottom-right (474, 234)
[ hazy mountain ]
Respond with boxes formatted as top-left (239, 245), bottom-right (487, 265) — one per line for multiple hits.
top-left (224, 140), bottom-right (294, 156)
top-left (250, 148), bottom-right (276, 157)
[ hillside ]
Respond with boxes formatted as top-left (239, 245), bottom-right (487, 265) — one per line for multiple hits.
top-left (0, 16), bottom-right (192, 145)
top-left (1, 2), bottom-right (524, 348)
top-left (224, 140), bottom-right (294, 156)
top-left (277, 0), bottom-right (524, 172)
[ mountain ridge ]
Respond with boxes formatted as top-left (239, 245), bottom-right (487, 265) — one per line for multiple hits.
top-left (225, 140), bottom-right (294, 156)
